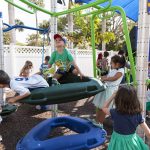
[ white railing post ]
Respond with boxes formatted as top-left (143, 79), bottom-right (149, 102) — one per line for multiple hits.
top-left (50, 0), bottom-right (58, 118)
top-left (9, 44), bottom-right (16, 76)
top-left (0, 12), bottom-right (4, 105)
top-left (136, 0), bottom-right (150, 139)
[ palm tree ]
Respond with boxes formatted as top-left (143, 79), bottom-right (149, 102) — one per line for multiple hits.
top-left (28, 0), bottom-right (44, 45)
top-left (15, 19), bottom-right (24, 32)
top-left (39, 20), bottom-right (50, 44)
top-left (67, 0), bottom-right (73, 49)
top-left (58, 0), bottom-right (74, 49)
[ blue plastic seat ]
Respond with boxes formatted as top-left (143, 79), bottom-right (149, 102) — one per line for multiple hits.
top-left (16, 116), bottom-right (106, 150)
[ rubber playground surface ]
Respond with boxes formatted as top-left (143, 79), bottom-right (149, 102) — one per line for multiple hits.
top-left (0, 98), bottom-right (150, 150)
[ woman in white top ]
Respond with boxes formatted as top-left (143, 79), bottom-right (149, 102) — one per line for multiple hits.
top-left (92, 55), bottom-right (125, 127)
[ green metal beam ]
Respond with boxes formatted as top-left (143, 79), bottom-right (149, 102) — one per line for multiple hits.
top-left (5, 0), bottom-right (35, 14)
top-left (93, 5), bottom-right (102, 9)
top-left (91, 14), bottom-right (97, 77)
top-left (19, 0), bottom-right (54, 15)
top-left (19, 0), bottom-right (111, 17)
top-left (80, 8), bottom-right (102, 17)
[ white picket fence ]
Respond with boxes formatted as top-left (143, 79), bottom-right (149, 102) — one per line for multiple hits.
top-left (3, 45), bottom-right (116, 77)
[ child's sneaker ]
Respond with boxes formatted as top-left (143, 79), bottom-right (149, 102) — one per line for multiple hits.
top-left (36, 105), bottom-right (52, 111)
top-left (89, 119), bottom-right (103, 128)
top-left (52, 78), bottom-right (60, 86)
top-left (0, 116), bottom-right (2, 123)
top-left (0, 135), bottom-right (2, 142)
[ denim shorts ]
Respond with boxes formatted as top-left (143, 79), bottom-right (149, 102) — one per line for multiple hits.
top-left (56, 65), bottom-right (75, 75)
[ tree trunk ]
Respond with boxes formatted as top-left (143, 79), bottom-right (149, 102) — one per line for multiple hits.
top-left (102, 15), bottom-right (106, 51)
top-left (8, 2), bottom-right (16, 44)
top-left (136, 0), bottom-right (150, 142)
top-left (35, 11), bottom-right (38, 46)
top-left (0, 12), bottom-right (4, 104)
top-left (67, 0), bottom-right (73, 49)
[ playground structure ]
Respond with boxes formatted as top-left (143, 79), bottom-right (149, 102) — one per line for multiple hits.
top-left (1, 0), bottom-right (137, 116)
top-left (0, 0), bottom-right (150, 148)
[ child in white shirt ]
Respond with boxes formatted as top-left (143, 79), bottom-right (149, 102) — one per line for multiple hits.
top-left (0, 70), bottom-right (49, 103)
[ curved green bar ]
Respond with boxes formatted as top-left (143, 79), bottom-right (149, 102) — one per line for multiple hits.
top-left (19, 0), bottom-right (54, 15)
top-left (109, 6), bottom-right (136, 85)
top-left (91, 14), bottom-right (97, 77)
top-left (90, 6), bottom-right (136, 84)
top-left (19, 0), bottom-right (110, 17)
top-left (99, 11), bottom-right (115, 20)
top-left (4, 0), bottom-right (35, 14)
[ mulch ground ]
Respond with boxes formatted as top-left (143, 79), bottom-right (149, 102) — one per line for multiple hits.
top-left (0, 98), bottom-right (150, 150)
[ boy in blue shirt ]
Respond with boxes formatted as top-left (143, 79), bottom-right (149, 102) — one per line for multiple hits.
top-left (40, 56), bottom-right (50, 74)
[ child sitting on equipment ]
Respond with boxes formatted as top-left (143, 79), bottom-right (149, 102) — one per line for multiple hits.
top-left (96, 52), bottom-right (103, 70)
top-left (40, 56), bottom-right (50, 76)
top-left (48, 34), bottom-right (84, 80)
top-left (0, 70), bottom-right (49, 103)
top-left (102, 86), bottom-right (150, 150)
top-left (39, 56), bottom-right (55, 80)
top-left (92, 55), bottom-right (125, 127)
top-left (20, 61), bottom-right (33, 77)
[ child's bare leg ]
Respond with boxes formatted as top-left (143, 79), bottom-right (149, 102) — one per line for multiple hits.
top-left (72, 69), bottom-right (78, 75)
top-left (53, 73), bottom-right (62, 80)
top-left (95, 108), bottom-right (106, 124)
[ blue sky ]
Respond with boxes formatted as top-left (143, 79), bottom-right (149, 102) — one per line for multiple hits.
top-left (1, 0), bottom-right (68, 43)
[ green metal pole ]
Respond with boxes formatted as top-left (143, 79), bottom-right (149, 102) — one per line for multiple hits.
top-left (91, 14), bottom-right (97, 77)
top-left (85, 6), bottom-right (136, 84)
top-left (5, 0), bottom-right (35, 14)
top-left (115, 6), bottom-right (136, 85)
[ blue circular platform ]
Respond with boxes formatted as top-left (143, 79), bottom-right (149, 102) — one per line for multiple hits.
top-left (16, 116), bottom-right (106, 150)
